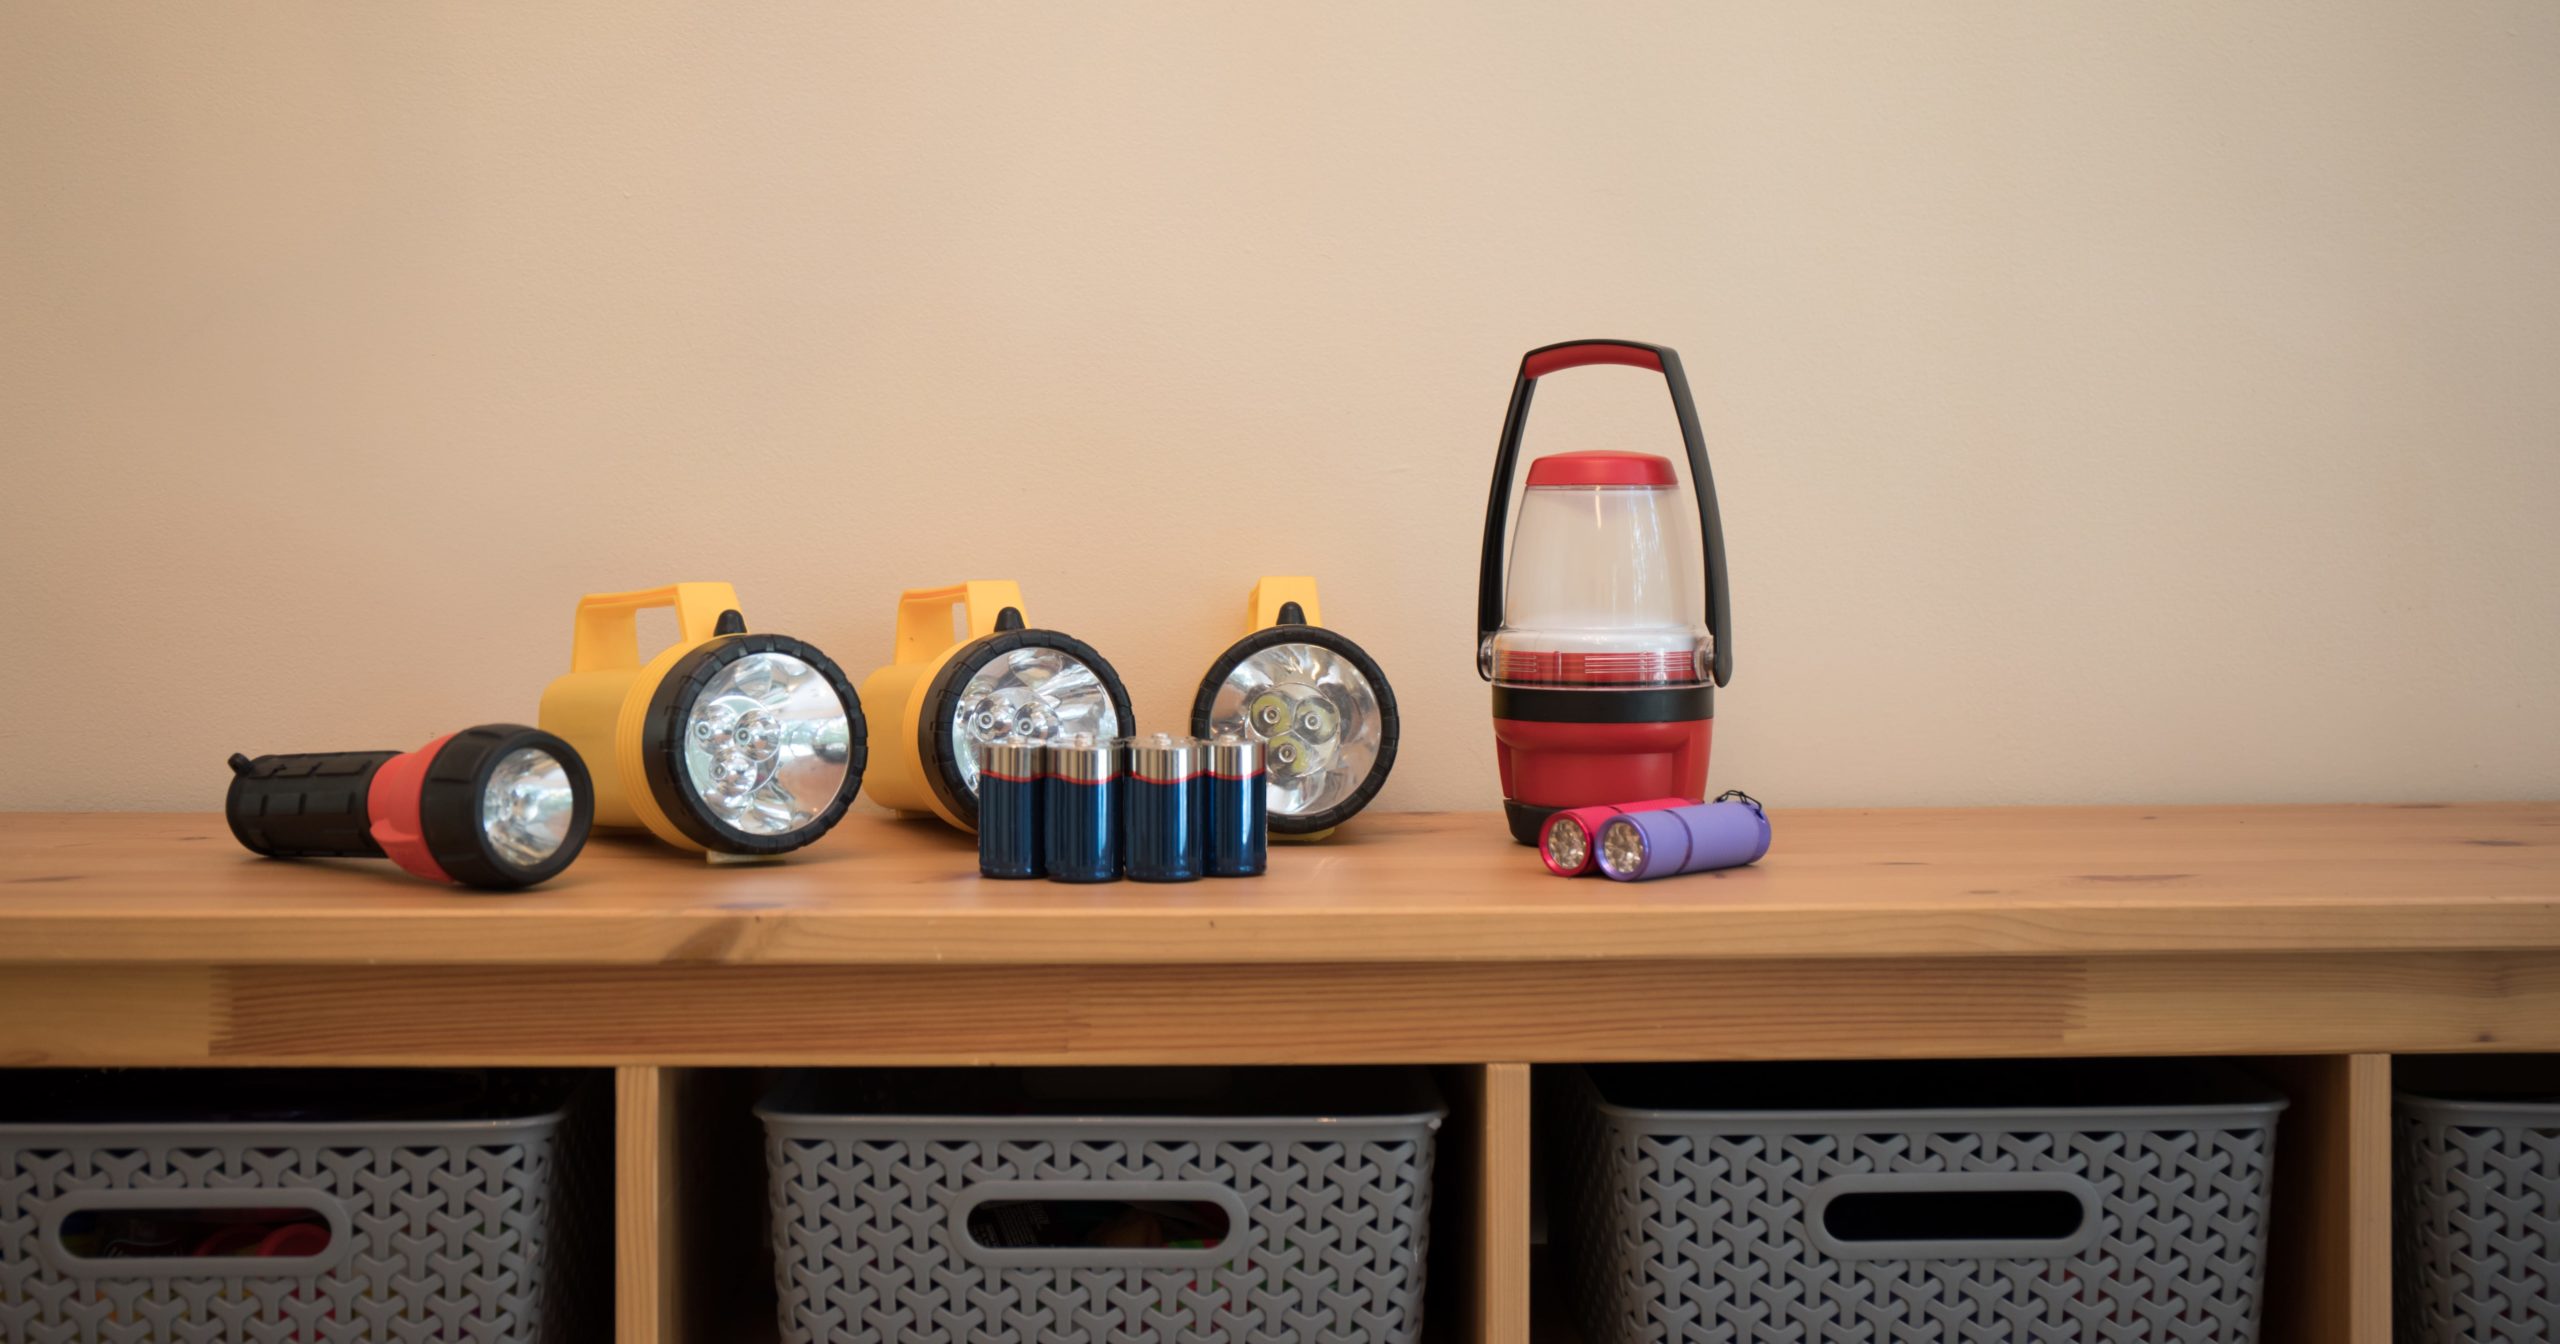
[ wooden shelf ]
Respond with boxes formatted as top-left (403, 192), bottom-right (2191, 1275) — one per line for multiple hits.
top-left (8, 801), bottom-right (2548, 1343)
top-left (2, 802), bottom-right (2555, 966)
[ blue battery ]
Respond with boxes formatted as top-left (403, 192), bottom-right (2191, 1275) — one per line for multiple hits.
top-left (1204, 735), bottom-right (1267, 877)
top-left (1042, 734), bottom-right (1118, 883)
top-left (976, 739), bottom-right (1045, 879)
top-left (1123, 734), bottom-right (1203, 882)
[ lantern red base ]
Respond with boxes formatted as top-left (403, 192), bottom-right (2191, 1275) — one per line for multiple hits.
top-left (1494, 716), bottom-right (1712, 843)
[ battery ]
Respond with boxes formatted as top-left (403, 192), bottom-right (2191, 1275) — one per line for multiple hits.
top-left (1042, 733), bottom-right (1119, 883)
top-left (1123, 733), bottom-right (1203, 883)
top-left (1203, 734), bottom-right (1267, 877)
top-left (1593, 794), bottom-right (1771, 882)
top-left (1538, 796), bottom-right (1694, 877)
top-left (976, 738), bottom-right (1045, 879)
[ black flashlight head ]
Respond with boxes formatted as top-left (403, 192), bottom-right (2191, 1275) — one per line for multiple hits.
top-left (421, 724), bottom-right (595, 889)
top-left (920, 620), bottom-right (1135, 830)
top-left (1191, 623), bottom-right (1399, 836)
top-left (638, 633), bottom-right (868, 856)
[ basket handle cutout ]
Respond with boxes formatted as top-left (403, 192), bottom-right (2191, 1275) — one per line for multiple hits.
top-left (949, 1179), bottom-right (1246, 1269)
top-left (1805, 1171), bottom-right (2102, 1261)
top-left (39, 1187), bottom-right (355, 1278)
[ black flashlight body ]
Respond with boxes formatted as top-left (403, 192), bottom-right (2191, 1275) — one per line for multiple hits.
top-left (225, 750), bottom-right (399, 859)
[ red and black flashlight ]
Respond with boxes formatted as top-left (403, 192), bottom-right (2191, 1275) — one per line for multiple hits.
top-left (225, 724), bottom-right (594, 889)
top-left (1477, 340), bottom-right (1734, 845)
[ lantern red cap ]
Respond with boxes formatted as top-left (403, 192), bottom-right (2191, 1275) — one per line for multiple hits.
top-left (1524, 451), bottom-right (1677, 488)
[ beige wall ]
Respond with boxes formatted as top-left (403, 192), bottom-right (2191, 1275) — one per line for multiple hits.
top-left (5, 2), bottom-right (2556, 813)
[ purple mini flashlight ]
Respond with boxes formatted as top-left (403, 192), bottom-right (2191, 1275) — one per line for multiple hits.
top-left (1593, 792), bottom-right (1770, 881)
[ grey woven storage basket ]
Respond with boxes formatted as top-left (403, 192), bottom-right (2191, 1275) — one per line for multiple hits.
top-left (0, 1070), bottom-right (597, 1344)
top-left (1549, 1061), bottom-right (2287, 1344)
top-left (2396, 1056), bottom-right (2560, 1344)
top-left (760, 1068), bottom-right (1443, 1344)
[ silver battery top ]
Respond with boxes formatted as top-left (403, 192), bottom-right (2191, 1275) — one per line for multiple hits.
top-left (980, 738), bottom-right (1045, 783)
top-left (1046, 733), bottom-right (1116, 784)
top-left (1206, 734), bottom-right (1264, 779)
top-left (1125, 732), bottom-right (1200, 784)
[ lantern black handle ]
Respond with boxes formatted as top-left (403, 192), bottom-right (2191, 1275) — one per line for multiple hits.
top-left (1476, 339), bottom-right (1732, 687)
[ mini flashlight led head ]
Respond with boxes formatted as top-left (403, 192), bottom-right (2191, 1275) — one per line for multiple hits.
top-left (539, 583), bottom-right (867, 856)
top-left (1543, 814), bottom-right (1590, 875)
top-left (226, 724), bottom-right (593, 890)
top-left (1190, 578), bottom-right (1398, 840)
top-left (860, 582), bottom-right (1135, 832)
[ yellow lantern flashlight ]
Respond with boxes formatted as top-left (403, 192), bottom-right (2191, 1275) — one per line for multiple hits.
top-left (1190, 577), bottom-right (1400, 841)
top-left (539, 582), bottom-right (866, 856)
top-left (860, 581), bottom-right (1134, 832)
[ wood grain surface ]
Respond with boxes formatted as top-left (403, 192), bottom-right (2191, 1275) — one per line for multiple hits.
top-left (8, 951), bottom-right (2559, 1067)
top-left (1, 803), bottom-right (2555, 965)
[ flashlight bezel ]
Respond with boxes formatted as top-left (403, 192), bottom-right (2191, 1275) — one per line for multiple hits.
top-left (921, 626), bottom-right (1135, 830)
top-left (417, 724), bottom-right (595, 890)
top-left (1189, 624), bottom-right (1400, 836)
top-left (641, 633), bottom-right (869, 855)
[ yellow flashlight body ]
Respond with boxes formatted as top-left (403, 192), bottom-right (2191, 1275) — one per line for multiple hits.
top-left (859, 581), bottom-right (1026, 830)
top-left (538, 582), bottom-right (745, 853)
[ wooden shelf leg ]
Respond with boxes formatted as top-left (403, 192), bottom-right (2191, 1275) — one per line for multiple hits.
top-left (2259, 1053), bottom-right (2392, 1344)
top-left (1445, 1063), bottom-right (1530, 1344)
top-left (616, 1065), bottom-right (672, 1344)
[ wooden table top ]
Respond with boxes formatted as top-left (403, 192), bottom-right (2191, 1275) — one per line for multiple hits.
top-left (0, 804), bottom-right (2552, 967)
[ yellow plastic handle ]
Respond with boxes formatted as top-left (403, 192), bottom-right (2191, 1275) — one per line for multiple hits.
top-left (570, 582), bottom-right (743, 673)
top-left (893, 581), bottom-right (1025, 665)
top-left (1247, 576), bottom-right (1323, 631)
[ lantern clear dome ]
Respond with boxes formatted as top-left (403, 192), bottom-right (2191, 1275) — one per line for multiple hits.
top-left (680, 652), bottom-right (854, 837)
top-left (1495, 479), bottom-right (1712, 687)
top-left (481, 747), bottom-right (578, 867)
top-left (1202, 640), bottom-right (1384, 817)
top-left (950, 647), bottom-right (1120, 796)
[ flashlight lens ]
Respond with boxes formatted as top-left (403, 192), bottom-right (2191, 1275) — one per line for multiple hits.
top-left (481, 746), bottom-right (578, 867)
top-left (950, 647), bottom-right (1121, 796)
top-left (1600, 818), bottom-right (1649, 877)
top-left (1544, 815), bottom-right (1589, 874)
top-left (1204, 641), bottom-right (1383, 818)
top-left (681, 651), bottom-right (854, 836)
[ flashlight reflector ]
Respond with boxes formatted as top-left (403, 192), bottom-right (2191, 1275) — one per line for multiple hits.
top-left (950, 645), bottom-right (1121, 797)
top-left (482, 746), bottom-right (578, 868)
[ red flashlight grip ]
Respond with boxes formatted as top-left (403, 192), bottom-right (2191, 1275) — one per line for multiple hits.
top-left (366, 736), bottom-right (455, 884)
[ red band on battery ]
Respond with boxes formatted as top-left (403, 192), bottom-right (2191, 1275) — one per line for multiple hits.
top-left (367, 733), bottom-right (455, 884)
